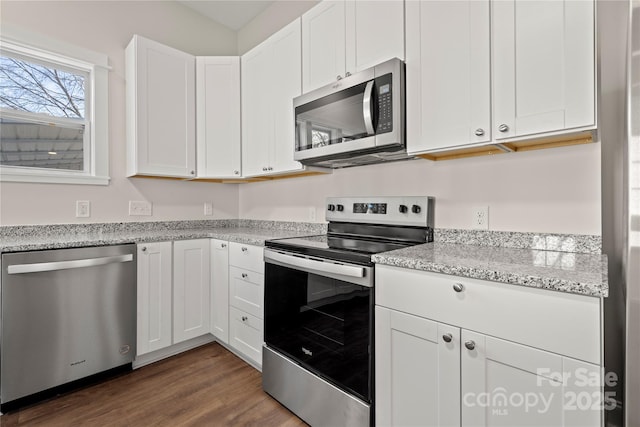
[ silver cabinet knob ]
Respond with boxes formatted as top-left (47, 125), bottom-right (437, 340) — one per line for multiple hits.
top-left (241, 247), bottom-right (248, 252)
top-left (345, 71), bottom-right (352, 77)
top-left (242, 316), bottom-right (248, 322)
top-left (262, 167), bottom-right (268, 171)
top-left (234, 170), bottom-right (239, 175)
top-left (221, 243), bottom-right (227, 248)
top-left (268, 166), bottom-right (273, 171)
top-left (465, 340), bottom-right (476, 350)
top-left (241, 273), bottom-right (248, 279)
top-left (475, 128), bottom-right (485, 136)
top-left (141, 246), bottom-right (147, 252)
top-left (442, 333), bottom-right (453, 343)
top-left (498, 124), bottom-right (510, 133)
top-left (336, 75), bottom-right (343, 80)
top-left (453, 283), bottom-right (465, 293)
top-left (190, 170), bottom-right (195, 175)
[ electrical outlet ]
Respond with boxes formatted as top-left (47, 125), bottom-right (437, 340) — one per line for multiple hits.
top-left (472, 206), bottom-right (489, 229)
top-left (308, 207), bottom-right (316, 221)
top-left (76, 200), bottom-right (90, 218)
top-left (129, 200), bottom-right (152, 216)
top-left (204, 202), bottom-right (213, 216)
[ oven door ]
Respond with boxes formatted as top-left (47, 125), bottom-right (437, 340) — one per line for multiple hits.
top-left (263, 249), bottom-right (373, 403)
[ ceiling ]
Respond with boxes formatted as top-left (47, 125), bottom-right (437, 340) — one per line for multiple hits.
top-left (178, 1), bottom-right (275, 31)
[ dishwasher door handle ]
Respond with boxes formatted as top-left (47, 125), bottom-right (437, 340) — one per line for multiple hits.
top-left (7, 254), bottom-right (134, 275)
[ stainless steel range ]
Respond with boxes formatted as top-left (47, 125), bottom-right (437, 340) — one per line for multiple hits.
top-left (262, 196), bottom-right (435, 427)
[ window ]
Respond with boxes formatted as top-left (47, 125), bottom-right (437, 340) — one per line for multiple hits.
top-left (0, 26), bottom-right (109, 185)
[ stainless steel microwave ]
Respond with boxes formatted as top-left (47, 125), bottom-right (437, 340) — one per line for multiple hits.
top-left (293, 58), bottom-right (407, 168)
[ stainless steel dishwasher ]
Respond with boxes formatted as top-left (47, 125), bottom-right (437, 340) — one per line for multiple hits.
top-left (0, 244), bottom-right (136, 411)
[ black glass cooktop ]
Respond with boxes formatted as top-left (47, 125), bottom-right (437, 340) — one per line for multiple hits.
top-left (265, 234), bottom-right (419, 265)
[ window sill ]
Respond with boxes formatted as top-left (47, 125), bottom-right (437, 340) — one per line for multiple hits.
top-left (0, 170), bottom-right (110, 186)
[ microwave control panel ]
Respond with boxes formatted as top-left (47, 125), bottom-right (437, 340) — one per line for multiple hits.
top-left (376, 73), bottom-right (393, 134)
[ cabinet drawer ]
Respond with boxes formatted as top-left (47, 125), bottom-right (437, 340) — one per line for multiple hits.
top-left (229, 242), bottom-right (264, 273)
top-left (229, 266), bottom-right (264, 318)
top-left (229, 306), bottom-right (263, 367)
top-left (376, 265), bottom-right (601, 364)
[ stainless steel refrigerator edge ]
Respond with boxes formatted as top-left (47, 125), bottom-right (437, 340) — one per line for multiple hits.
top-left (0, 244), bottom-right (136, 409)
top-left (600, 0), bottom-right (639, 426)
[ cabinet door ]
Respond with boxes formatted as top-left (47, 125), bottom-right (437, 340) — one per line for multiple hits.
top-left (462, 331), bottom-right (601, 427)
top-left (492, 0), bottom-right (595, 139)
top-left (173, 239), bottom-right (211, 343)
top-left (302, 0), bottom-right (346, 93)
top-left (211, 239), bottom-right (229, 344)
top-left (345, 0), bottom-right (404, 74)
top-left (376, 307), bottom-right (460, 427)
top-left (270, 18), bottom-right (304, 174)
top-left (241, 38), bottom-right (273, 177)
top-left (126, 35), bottom-right (196, 178)
top-left (136, 242), bottom-right (172, 356)
top-left (406, 0), bottom-right (491, 153)
top-left (196, 57), bottom-right (241, 178)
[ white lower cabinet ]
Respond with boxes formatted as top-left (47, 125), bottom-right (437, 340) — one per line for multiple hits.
top-left (228, 242), bottom-right (265, 367)
top-left (173, 239), bottom-right (211, 343)
top-left (375, 265), bottom-right (603, 427)
top-left (210, 239), bottom-right (229, 344)
top-left (136, 239), bottom-right (211, 358)
top-left (136, 241), bottom-right (173, 355)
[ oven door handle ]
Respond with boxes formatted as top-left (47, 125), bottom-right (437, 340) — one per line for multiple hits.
top-left (264, 250), bottom-right (365, 279)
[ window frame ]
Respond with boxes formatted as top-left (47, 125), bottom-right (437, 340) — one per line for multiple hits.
top-left (0, 25), bottom-right (110, 185)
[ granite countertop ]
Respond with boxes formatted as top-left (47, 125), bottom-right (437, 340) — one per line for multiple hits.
top-left (0, 220), bottom-right (608, 298)
top-left (372, 242), bottom-right (608, 298)
top-left (0, 220), bottom-right (325, 252)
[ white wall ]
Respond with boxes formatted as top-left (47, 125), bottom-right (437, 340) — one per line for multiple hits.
top-left (0, 1), bottom-right (240, 225)
top-left (240, 144), bottom-right (602, 235)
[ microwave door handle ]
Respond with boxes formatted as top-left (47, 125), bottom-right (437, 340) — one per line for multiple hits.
top-left (363, 80), bottom-right (375, 135)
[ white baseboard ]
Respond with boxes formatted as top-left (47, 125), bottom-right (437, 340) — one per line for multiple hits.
top-left (133, 334), bottom-right (216, 369)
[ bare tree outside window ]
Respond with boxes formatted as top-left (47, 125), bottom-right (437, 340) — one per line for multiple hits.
top-left (0, 56), bottom-right (85, 118)
top-left (0, 54), bottom-right (87, 171)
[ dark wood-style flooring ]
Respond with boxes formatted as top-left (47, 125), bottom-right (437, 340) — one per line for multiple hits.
top-left (1, 343), bottom-right (307, 426)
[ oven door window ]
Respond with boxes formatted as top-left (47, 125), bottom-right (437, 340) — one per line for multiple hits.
top-left (264, 262), bottom-right (371, 403)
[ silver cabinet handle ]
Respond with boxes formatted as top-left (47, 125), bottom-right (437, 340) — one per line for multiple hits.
top-left (241, 247), bottom-right (248, 252)
top-left (475, 128), bottom-right (485, 136)
top-left (241, 273), bottom-right (248, 279)
top-left (7, 254), bottom-right (134, 275)
top-left (465, 341), bottom-right (476, 350)
top-left (141, 246), bottom-right (147, 252)
top-left (363, 80), bottom-right (375, 136)
top-left (453, 283), bottom-right (465, 293)
top-left (442, 333), bottom-right (453, 343)
top-left (336, 75), bottom-right (343, 80)
top-left (498, 124), bottom-right (509, 133)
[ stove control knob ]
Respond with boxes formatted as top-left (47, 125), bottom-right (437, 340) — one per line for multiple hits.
top-left (327, 204), bottom-right (336, 211)
top-left (336, 204), bottom-right (344, 212)
top-left (399, 205), bottom-right (408, 213)
top-left (412, 205), bottom-right (422, 214)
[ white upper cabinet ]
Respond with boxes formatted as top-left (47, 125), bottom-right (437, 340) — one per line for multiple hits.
top-left (302, 1), bottom-right (346, 92)
top-left (126, 35), bottom-right (196, 178)
top-left (302, 0), bottom-right (404, 93)
top-left (492, 0), bottom-right (596, 140)
top-left (406, 0), bottom-right (491, 153)
top-left (196, 57), bottom-right (241, 179)
top-left (242, 19), bottom-right (304, 177)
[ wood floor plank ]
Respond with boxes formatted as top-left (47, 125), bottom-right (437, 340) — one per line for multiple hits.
top-left (0, 343), bottom-right (307, 427)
